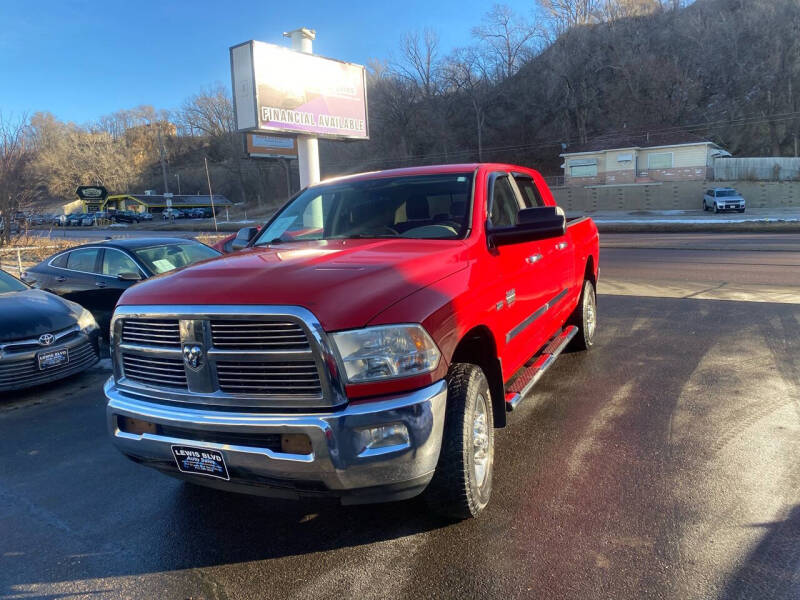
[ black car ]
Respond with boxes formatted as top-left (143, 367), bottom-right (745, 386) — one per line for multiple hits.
top-left (0, 270), bottom-right (100, 393)
top-left (112, 210), bottom-right (142, 224)
top-left (23, 238), bottom-right (222, 338)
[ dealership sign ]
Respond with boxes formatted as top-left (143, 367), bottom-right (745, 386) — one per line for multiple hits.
top-left (76, 185), bottom-right (108, 201)
top-left (245, 133), bottom-right (298, 159)
top-left (230, 40), bottom-right (368, 140)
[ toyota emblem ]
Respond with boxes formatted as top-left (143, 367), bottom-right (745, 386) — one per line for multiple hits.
top-left (38, 333), bottom-right (55, 346)
top-left (182, 344), bottom-right (204, 370)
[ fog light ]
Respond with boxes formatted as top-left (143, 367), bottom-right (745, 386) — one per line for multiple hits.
top-left (118, 416), bottom-right (157, 435)
top-left (281, 433), bottom-right (313, 455)
top-left (355, 423), bottom-right (410, 455)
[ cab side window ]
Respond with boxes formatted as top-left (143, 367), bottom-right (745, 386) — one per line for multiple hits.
top-left (514, 175), bottom-right (545, 208)
top-left (66, 248), bottom-right (100, 273)
top-left (102, 250), bottom-right (139, 277)
top-left (489, 175), bottom-right (521, 228)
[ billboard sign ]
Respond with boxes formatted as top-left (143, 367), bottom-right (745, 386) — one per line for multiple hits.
top-left (230, 40), bottom-right (368, 140)
top-left (245, 133), bottom-right (298, 159)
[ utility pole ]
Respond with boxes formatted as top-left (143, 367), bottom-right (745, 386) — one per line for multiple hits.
top-left (204, 157), bottom-right (218, 233)
top-left (284, 28), bottom-right (320, 190)
top-left (157, 124), bottom-right (169, 194)
top-left (175, 173), bottom-right (181, 195)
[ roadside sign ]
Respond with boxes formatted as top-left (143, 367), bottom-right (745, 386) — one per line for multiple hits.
top-left (230, 40), bottom-right (368, 140)
top-left (76, 186), bottom-right (108, 201)
top-left (245, 133), bottom-right (298, 159)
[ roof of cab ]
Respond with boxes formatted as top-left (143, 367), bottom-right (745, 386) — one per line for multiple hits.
top-left (313, 163), bottom-right (535, 187)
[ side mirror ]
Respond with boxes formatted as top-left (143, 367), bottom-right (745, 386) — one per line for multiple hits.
top-left (232, 227), bottom-right (259, 251)
top-left (117, 272), bottom-right (142, 282)
top-left (488, 206), bottom-right (566, 246)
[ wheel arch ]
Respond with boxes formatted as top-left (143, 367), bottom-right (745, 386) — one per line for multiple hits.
top-left (450, 325), bottom-right (506, 428)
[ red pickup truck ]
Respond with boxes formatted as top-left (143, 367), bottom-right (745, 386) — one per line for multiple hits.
top-left (105, 163), bottom-right (599, 519)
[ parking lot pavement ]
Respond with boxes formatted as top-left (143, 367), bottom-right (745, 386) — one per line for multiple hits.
top-left (1, 289), bottom-right (799, 599)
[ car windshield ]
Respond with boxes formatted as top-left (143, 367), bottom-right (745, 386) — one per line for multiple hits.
top-left (0, 270), bottom-right (28, 293)
top-left (253, 172), bottom-right (474, 245)
top-left (717, 190), bottom-right (738, 197)
top-left (133, 243), bottom-right (221, 275)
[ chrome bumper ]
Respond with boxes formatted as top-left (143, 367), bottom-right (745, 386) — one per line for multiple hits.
top-left (105, 378), bottom-right (447, 503)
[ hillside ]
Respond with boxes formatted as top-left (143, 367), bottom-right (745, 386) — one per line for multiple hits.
top-left (327, 0), bottom-right (800, 176)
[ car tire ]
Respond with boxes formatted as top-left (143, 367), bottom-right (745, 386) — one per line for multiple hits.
top-left (738, 209), bottom-right (745, 213)
top-left (702, 200), bottom-right (707, 211)
top-left (424, 363), bottom-right (494, 520)
top-left (568, 279), bottom-right (597, 351)
top-left (714, 204), bottom-right (720, 213)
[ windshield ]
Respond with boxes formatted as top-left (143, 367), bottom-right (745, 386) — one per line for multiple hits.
top-left (0, 270), bottom-right (28, 293)
top-left (717, 189), bottom-right (739, 197)
top-left (253, 172), bottom-right (474, 245)
top-left (133, 243), bottom-right (221, 275)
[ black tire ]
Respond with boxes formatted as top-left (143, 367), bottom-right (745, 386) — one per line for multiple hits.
top-left (568, 279), bottom-right (597, 351)
top-left (714, 204), bottom-right (720, 214)
top-left (702, 200), bottom-right (707, 211)
top-left (424, 363), bottom-right (494, 520)
top-left (738, 209), bottom-right (745, 213)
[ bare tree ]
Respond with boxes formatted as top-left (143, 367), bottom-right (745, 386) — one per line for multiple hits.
top-left (537, 0), bottom-right (604, 35)
top-left (472, 4), bottom-right (540, 79)
top-left (444, 47), bottom-right (495, 161)
top-left (396, 29), bottom-right (443, 98)
top-left (0, 114), bottom-right (35, 245)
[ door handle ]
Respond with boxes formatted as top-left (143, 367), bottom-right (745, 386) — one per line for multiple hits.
top-left (525, 253), bottom-right (543, 264)
top-left (55, 276), bottom-right (66, 282)
top-left (555, 241), bottom-right (568, 250)
top-left (95, 281), bottom-right (106, 288)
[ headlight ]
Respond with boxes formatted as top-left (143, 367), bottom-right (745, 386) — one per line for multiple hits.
top-left (331, 324), bottom-right (441, 383)
top-left (77, 308), bottom-right (98, 331)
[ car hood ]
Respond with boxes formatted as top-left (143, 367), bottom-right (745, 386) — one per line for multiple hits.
top-left (119, 238), bottom-right (469, 330)
top-left (0, 289), bottom-right (79, 343)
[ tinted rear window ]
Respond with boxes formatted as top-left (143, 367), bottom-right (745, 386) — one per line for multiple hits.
top-left (66, 248), bottom-right (100, 273)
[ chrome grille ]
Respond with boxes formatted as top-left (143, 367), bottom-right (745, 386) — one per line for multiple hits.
top-left (210, 320), bottom-right (310, 350)
top-left (216, 360), bottom-right (322, 396)
top-left (121, 319), bottom-right (180, 347)
top-left (122, 353), bottom-right (187, 389)
top-left (0, 340), bottom-right (98, 391)
top-left (112, 306), bottom-right (345, 410)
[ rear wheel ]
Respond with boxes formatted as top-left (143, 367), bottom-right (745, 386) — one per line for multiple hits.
top-left (702, 199), bottom-right (707, 211)
top-left (424, 363), bottom-right (494, 520)
top-left (568, 279), bottom-right (597, 351)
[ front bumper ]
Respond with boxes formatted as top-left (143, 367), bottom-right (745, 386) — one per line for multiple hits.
top-left (105, 378), bottom-right (447, 504)
top-left (0, 329), bottom-right (99, 392)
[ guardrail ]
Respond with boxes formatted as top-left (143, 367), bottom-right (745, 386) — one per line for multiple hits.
top-left (0, 245), bottom-right (61, 278)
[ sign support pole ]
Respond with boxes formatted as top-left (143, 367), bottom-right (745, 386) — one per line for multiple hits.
top-left (284, 28), bottom-right (320, 189)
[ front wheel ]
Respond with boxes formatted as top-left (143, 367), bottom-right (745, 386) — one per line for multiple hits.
top-left (424, 363), bottom-right (494, 520)
top-left (714, 204), bottom-right (720, 213)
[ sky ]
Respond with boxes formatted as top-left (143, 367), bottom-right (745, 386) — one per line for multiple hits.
top-left (0, 0), bottom-right (537, 124)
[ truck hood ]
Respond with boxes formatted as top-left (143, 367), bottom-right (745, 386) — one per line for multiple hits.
top-left (118, 238), bottom-right (468, 330)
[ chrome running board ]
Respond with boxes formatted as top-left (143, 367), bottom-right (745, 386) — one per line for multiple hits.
top-left (505, 326), bottom-right (578, 411)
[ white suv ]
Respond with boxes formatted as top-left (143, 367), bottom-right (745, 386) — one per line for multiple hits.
top-left (703, 188), bottom-right (745, 213)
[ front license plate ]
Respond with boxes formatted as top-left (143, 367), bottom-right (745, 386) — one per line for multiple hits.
top-left (171, 445), bottom-right (230, 480)
top-left (37, 348), bottom-right (68, 370)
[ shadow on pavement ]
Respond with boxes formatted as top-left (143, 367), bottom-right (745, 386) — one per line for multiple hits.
top-left (721, 504), bottom-right (800, 599)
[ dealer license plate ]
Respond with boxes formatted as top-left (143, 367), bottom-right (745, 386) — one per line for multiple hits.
top-left (37, 348), bottom-right (69, 370)
top-left (171, 445), bottom-right (230, 480)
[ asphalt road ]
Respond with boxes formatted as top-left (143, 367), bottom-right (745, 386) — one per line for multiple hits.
top-left (2, 233), bottom-right (799, 600)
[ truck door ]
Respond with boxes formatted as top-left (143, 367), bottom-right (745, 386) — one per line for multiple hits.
top-left (514, 173), bottom-right (575, 332)
top-left (487, 173), bottom-right (551, 376)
